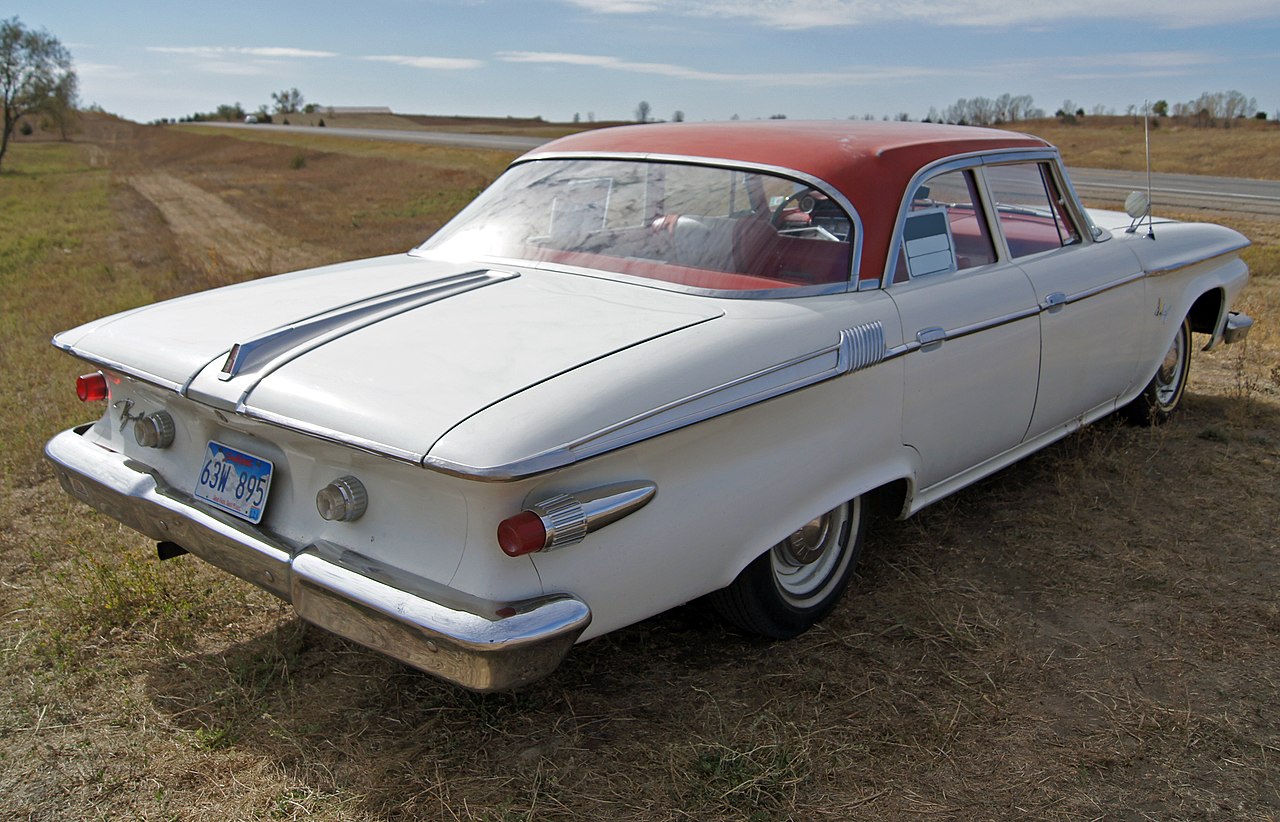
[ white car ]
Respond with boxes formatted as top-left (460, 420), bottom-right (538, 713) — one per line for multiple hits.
top-left (46, 121), bottom-right (1253, 690)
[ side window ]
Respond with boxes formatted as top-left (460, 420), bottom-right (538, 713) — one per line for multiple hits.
top-left (894, 168), bottom-right (995, 282)
top-left (985, 162), bottom-right (1082, 258)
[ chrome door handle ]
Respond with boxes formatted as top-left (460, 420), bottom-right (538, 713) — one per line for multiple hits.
top-left (1043, 292), bottom-right (1067, 312)
top-left (916, 326), bottom-right (946, 351)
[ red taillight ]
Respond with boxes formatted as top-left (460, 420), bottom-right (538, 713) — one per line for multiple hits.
top-left (497, 511), bottom-right (548, 557)
top-left (76, 372), bottom-right (109, 402)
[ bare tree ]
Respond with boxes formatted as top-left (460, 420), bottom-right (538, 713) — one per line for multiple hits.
top-left (634, 100), bottom-right (651, 123)
top-left (271, 87), bottom-right (304, 115)
top-left (1, 16), bottom-right (75, 169)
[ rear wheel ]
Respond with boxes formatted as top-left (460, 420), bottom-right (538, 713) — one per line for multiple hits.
top-left (1122, 317), bottom-right (1191, 425)
top-left (711, 496), bottom-right (865, 639)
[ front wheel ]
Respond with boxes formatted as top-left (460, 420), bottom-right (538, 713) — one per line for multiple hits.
top-left (1122, 317), bottom-right (1191, 425)
top-left (711, 496), bottom-right (865, 639)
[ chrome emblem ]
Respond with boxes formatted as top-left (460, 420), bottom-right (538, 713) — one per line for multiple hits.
top-left (112, 399), bottom-right (145, 433)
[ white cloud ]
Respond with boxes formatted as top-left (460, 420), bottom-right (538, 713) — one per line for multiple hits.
top-left (498, 50), bottom-right (951, 85)
top-left (562, 0), bottom-right (1280, 29)
top-left (147, 46), bottom-right (338, 58)
top-left (363, 54), bottom-right (484, 70)
top-left (990, 50), bottom-right (1222, 81)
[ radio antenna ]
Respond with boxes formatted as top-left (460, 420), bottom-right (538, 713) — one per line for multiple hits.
top-left (1143, 99), bottom-right (1154, 238)
top-left (1126, 100), bottom-right (1156, 237)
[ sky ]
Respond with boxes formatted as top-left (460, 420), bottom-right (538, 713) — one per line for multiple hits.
top-left (11, 0), bottom-right (1280, 125)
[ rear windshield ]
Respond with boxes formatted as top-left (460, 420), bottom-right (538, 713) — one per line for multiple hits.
top-left (416, 159), bottom-right (855, 294)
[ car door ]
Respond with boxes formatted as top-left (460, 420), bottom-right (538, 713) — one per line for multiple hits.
top-left (982, 161), bottom-right (1146, 440)
top-left (886, 167), bottom-right (1042, 490)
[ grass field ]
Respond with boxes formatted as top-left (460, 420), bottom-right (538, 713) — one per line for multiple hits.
top-left (1, 117), bottom-right (1278, 820)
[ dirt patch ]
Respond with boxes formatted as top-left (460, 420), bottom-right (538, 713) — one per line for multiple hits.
top-left (129, 172), bottom-right (328, 282)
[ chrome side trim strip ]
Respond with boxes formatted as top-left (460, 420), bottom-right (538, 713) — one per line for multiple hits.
top-left (1051, 270), bottom-right (1147, 307)
top-left (1145, 242), bottom-right (1251, 277)
top-left (425, 324), bottom-right (886, 481)
top-left (939, 306), bottom-right (1041, 344)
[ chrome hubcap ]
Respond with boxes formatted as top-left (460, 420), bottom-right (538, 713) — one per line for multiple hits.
top-left (1154, 327), bottom-right (1186, 407)
top-left (770, 499), bottom-right (857, 604)
top-left (778, 513), bottom-right (832, 566)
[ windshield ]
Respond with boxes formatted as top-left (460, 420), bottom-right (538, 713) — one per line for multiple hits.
top-left (416, 159), bottom-right (855, 294)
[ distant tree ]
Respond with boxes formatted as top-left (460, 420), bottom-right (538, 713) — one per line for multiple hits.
top-left (1256, 111), bottom-right (1268, 121)
top-left (1151, 99), bottom-right (1168, 117)
top-left (729, 113), bottom-right (739, 120)
top-left (634, 100), bottom-right (651, 123)
top-left (214, 102), bottom-right (245, 121)
top-left (40, 69), bottom-right (78, 140)
top-left (672, 110), bottom-right (684, 122)
top-left (1, 16), bottom-right (76, 170)
top-left (895, 112), bottom-right (911, 121)
top-left (769, 113), bottom-right (786, 119)
top-left (572, 112), bottom-right (580, 123)
top-left (271, 87), bottom-right (304, 114)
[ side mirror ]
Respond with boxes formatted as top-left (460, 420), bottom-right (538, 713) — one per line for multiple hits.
top-left (1124, 190), bottom-right (1150, 219)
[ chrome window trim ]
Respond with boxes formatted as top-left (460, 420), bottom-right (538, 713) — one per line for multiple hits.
top-left (415, 151), bottom-right (866, 298)
top-left (423, 323), bottom-right (886, 482)
top-left (883, 148), bottom-right (1061, 288)
top-left (977, 155), bottom-right (1091, 261)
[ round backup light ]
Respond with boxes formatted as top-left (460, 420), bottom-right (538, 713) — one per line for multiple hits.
top-left (497, 511), bottom-right (549, 557)
top-left (316, 476), bottom-right (368, 522)
top-left (133, 411), bottom-right (175, 449)
top-left (76, 372), bottom-right (109, 402)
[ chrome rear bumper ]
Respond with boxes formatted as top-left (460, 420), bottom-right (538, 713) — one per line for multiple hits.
top-left (44, 425), bottom-right (591, 691)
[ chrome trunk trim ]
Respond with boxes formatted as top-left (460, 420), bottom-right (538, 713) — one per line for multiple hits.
top-left (218, 270), bottom-right (517, 397)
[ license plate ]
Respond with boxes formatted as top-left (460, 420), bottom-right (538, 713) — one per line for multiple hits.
top-left (194, 441), bottom-right (273, 524)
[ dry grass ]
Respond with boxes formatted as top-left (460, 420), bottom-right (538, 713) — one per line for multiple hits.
top-left (2, 118), bottom-right (1278, 820)
top-left (1004, 116), bottom-right (1280, 180)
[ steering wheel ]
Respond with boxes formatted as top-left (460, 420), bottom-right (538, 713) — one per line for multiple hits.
top-left (770, 190), bottom-right (818, 228)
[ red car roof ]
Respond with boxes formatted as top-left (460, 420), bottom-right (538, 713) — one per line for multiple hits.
top-left (525, 120), bottom-right (1053, 282)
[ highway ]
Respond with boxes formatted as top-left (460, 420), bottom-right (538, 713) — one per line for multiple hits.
top-left (188, 122), bottom-right (1280, 218)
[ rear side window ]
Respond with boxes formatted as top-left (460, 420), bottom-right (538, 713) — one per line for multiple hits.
top-left (985, 162), bottom-right (1081, 258)
top-left (893, 168), bottom-right (996, 282)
